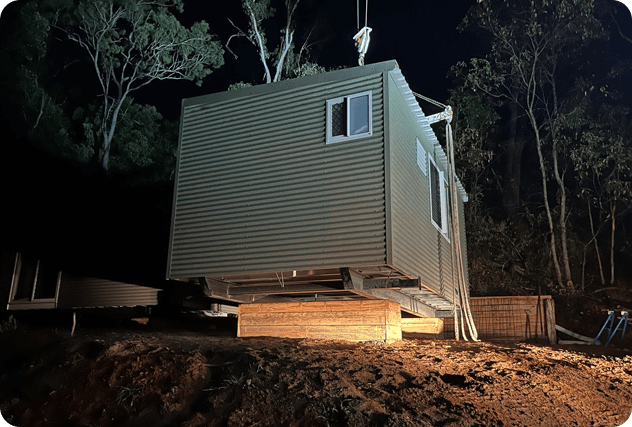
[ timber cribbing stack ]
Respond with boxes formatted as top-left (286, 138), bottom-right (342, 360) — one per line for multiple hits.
top-left (237, 295), bottom-right (557, 343)
top-left (238, 300), bottom-right (402, 342)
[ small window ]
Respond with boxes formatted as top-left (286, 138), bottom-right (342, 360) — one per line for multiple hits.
top-left (416, 138), bottom-right (427, 175)
top-left (429, 157), bottom-right (449, 239)
top-left (326, 91), bottom-right (372, 144)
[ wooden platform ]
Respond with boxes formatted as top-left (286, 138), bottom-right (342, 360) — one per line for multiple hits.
top-left (238, 300), bottom-right (402, 342)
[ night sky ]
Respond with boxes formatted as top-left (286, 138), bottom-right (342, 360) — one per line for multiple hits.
top-left (134, 0), bottom-right (488, 120)
top-left (1, 0), bottom-right (631, 284)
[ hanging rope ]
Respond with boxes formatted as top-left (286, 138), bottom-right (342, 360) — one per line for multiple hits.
top-left (446, 121), bottom-right (479, 341)
top-left (365, 0), bottom-right (368, 27)
top-left (354, 0), bottom-right (372, 65)
top-left (412, 91), bottom-right (447, 109)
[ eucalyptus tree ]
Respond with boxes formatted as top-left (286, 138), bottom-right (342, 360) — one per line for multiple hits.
top-left (447, 86), bottom-right (498, 213)
top-left (226, 0), bottom-right (325, 85)
top-left (51, 0), bottom-right (224, 173)
top-left (456, 0), bottom-right (603, 291)
top-left (564, 82), bottom-right (632, 287)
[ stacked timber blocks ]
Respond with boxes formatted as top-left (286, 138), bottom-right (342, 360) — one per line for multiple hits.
top-left (401, 318), bottom-right (445, 339)
top-left (238, 300), bottom-right (404, 342)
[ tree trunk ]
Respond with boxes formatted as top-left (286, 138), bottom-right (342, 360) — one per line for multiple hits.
top-left (502, 102), bottom-right (525, 223)
top-left (530, 111), bottom-right (564, 290)
top-left (100, 95), bottom-right (126, 173)
top-left (610, 203), bottom-right (616, 285)
top-left (588, 197), bottom-right (606, 286)
top-left (246, 4), bottom-right (272, 84)
top-left (548, 71), bottom-right (573, 287)
top-left (552, 142), bottom-right (572, 286)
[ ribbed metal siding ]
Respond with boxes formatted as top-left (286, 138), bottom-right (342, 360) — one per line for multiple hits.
top-left (56, 274), bottom-right (160, 309)
top-left (169, 73), bottom-right (386, 278)
top-left (387, 72), bottom-right (455, 301)
top-left (458, 196), bottom-right (470, 293)
top-left (439, 226), bottom-right (454, 302)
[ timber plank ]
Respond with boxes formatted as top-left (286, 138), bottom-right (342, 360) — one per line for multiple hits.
top-left (401, 318), bottom-right (444, 334)
top-left (239, 299), bottom-right (398, 314)
top-left (239, 312), bottom-right (392, 326)
top-left (239, 324), bottom-right (396, 341)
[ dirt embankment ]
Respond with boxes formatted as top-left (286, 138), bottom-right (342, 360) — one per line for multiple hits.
top-left (1, 321), bottom-right (631, 427)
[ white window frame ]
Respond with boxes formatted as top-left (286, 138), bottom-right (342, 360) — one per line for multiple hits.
top-left (416, 138), bottom-right (428, 176)
top-left (326, 91), bottom-right (373, 144)
top-left (428, 155), bottom-right (450, 241)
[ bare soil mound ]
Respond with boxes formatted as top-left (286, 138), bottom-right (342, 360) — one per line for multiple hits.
top-left (1, 320), bottom-right (631, 427)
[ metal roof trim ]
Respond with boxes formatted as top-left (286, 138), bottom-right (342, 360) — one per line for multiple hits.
top-left (389, 68), bottom-right (468, 202)
top-left (182, 60), bottom-right (400, 108)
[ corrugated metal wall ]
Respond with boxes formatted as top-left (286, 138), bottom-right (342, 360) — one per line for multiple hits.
top-left (168, 68), bottom-right (388, 279)
top-left (387, 72), bottom-right (455, 302)
top-left (56, 274), bottom-right (160, 309)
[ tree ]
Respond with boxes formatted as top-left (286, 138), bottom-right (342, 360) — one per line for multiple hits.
top-left (226, 0), bottom-right (325, 85)
top-left (51, 0), bottom-right (224, 172)
top-left (565, 82), bottom-right (632, 287)
top-left (456, 0), bottom-right (603, 291)
top-left (74, 99), bottom-right (178, 183)
top-left (0, 1), bottom-right (79, 159)
top-left (447, 86), bottom-right (498, 212)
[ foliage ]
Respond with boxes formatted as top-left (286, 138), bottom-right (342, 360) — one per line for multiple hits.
top-left (228, 81), bottom-right (254, 91)
top-left (227, 0), bottom-right (325, 84)
top-left (49, 0), bottom-right (224, 172)
top-left (0, 1), bottom-right (79, 160)
top-left (74, 99), bottom-right (178, 183)
top-left (562, 79), bottom-right (632, 286)
top-left (447, 86), bottom-right (499, 210)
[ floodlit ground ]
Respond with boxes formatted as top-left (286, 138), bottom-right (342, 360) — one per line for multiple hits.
top-left (1, 316), bottom-right (631, 427)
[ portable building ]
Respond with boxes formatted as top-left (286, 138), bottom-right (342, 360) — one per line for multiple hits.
top-left (167, 60), bottom-right (469, 319)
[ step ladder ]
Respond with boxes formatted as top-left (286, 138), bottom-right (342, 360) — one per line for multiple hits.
top-left (592, 311), bottom-right (629, 347)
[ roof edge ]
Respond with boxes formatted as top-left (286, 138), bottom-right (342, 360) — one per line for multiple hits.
top-left (388, 68), bottom-right (468, 202)
top-left (183, 60), bottom-right (400, 108)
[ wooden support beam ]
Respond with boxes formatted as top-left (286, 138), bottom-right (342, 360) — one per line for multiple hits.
top-left (358, 289), bottom-right (437, 318)
top-left (555, 324), bottom-right (597, 344)
top-left (340, 268), bottom-right (364, 291)
top-left (435, 310), bottom-right (456, 318)
top-left (198, 277), bottom-right (229, 298)
top-left (363, 277), bottom-right (421, 289)
top-left (228, 283), bottom-right (342, 295)
top-left (545, 298), bottom-right (557, 345)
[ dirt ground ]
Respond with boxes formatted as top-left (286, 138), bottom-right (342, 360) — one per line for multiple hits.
top-left (1, 315), bottom-right (631, 427)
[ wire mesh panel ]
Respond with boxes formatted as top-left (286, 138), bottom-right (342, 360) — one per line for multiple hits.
top-left (331, 100), bottom-right (346, 137)
top-left (443, 296), bottom-right (553, 342)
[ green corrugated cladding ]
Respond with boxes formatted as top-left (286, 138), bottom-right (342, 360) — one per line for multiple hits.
top-left (168, 64), bottom-right (390, 279)
top-left (386, 71), bottom-right (455, 301)
top-left (167, 60), bottom-right (469, 302)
